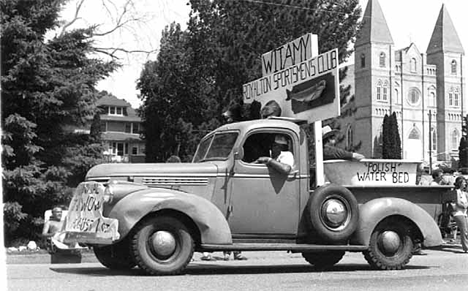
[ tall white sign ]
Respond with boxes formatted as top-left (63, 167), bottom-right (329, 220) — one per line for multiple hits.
top-left (243, 48), bottom-right (340, 124)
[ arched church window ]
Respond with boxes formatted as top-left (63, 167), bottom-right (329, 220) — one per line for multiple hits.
top-left (449, 87), bottom-right (454, 106)
top-left (452, 129), bottom-right (460, 150)
top-left (360, 54), bottom-right (365, 68)
top-left (394, 89), bottom-right (400, 104)
top-left (383, 80), bottom-right (388, 101)
top-left (431, 127), bottom-right (437, 151)
top-left (454, 87), bottom-right (460, 107)
top-left (377, 79), bottom-right (382, 100)
top-left (394, 82), bottom-right (400, 104)
top-left (451, 60), bottom-right (457, 75)
top-left (428, 86), bottom-right (436, 107)
top-left (410, 58), bottom-right (417, 73)
top-left (379, 52), bottom-right (386, 67)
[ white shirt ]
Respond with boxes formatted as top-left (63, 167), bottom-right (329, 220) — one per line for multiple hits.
top-left (453, 189), bottom-right (468, 217)
top-left (276, 151), bottom-right (295, 169)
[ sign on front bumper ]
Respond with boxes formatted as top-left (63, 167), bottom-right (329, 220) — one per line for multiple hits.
top-left (64, 182), bottom-right (120, 244)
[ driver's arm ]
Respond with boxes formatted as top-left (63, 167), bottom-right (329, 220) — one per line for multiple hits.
top-left (256, 157), bottom-right (292, 175)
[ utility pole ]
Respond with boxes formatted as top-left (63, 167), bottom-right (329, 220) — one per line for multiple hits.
top-left (428, 110), bottom-right (432, 175)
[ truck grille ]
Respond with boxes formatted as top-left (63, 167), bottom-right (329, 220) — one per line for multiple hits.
top-left (142, 177), bottom-right (208, 186)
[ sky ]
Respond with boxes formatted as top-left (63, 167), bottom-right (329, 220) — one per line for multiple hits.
top-left (60, 0), bottom-right (468, 109)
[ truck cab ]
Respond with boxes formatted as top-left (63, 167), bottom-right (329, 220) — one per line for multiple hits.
top-left (62, 118), bottom-right (448, 275)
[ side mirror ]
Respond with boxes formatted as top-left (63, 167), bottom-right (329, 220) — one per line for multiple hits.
top-left (233, 147), bottom-right (244, 161)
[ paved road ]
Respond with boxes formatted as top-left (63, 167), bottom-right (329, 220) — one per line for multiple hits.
top-left (6, 246), bottom-right (468, 291)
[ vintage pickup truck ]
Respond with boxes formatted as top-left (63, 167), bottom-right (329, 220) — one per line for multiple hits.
top-left (63, 118), bottom-right (450, 275)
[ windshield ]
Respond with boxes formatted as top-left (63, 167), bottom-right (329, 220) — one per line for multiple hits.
top-left (193, 132), bottom-right (238, 162)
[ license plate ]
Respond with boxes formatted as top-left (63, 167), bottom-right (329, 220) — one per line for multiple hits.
top-left (65, 182), bottom-right (120, 241)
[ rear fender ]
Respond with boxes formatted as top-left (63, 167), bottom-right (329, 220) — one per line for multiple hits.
top-left (350, 197), bottom-right (443, 247)
top-left (108, 188), bottom-right (232, 245)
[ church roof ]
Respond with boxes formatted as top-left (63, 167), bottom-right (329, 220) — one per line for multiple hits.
top-left (355, 0), bottom-right (393, 47)
top-left (426, 4), bottom-right (464, 54)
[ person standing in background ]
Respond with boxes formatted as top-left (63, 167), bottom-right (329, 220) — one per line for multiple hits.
top-left (451, 177), bottom-right (468, 253)
top-left (42, 206), bottom-right (64, 239)
top-left (220, 104), bottom-right (248, 261)
top-left (430, 169), bottom-right (447, 185)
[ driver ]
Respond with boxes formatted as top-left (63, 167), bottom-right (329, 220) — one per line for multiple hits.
top-left (255, 135), bottom-right (294, 175)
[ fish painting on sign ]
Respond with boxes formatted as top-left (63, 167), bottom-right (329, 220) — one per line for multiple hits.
top-left (286, 72), bottom-right (335, 114)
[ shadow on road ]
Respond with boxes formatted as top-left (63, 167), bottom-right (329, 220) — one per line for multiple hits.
top-left (430, 244), bottom-right (465, 254)
top-left (50, 262), bottom-right (430, 277)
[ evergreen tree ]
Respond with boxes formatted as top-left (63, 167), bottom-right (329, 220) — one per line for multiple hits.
top-left (90, 113), bottom-right (102, 142)
top-left (391, 112), bottom-right (402, 159)
top-left (459, 115), bottom-right (468, 169)
top-left (381, 112), bottom-right (402, 159)
top-left (1, 0), bottom-right (117, 245)
top-left (382, 114), bottom-right (391, 158)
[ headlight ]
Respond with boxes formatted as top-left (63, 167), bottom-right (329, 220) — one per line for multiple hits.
top-left (103, 180), bottom-right (116, 203)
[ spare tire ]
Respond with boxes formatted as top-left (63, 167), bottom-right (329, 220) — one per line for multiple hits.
top-left (307, 184), bottom-right (359, 243)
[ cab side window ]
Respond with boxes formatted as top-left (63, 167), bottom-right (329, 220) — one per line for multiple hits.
top-left (242, 132), bottom-right (293, 163)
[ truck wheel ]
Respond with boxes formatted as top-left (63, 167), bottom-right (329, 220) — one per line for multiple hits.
top-left (93, 238), bottom-right (136, 270)
top-left (302, 251), bottom-right (345, 269)
top-left (307, 184), bottom-right (359, 243)
top-left (363, 217), bottom-right (413, 270)
top-left (131, 215), bottom-right (194, 275)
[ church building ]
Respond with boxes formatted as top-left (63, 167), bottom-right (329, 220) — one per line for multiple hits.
top-left (339, 0), bottom-right (465, 166)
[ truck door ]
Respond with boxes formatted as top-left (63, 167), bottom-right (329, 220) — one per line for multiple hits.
top-left (228, 130), bottom-right (300, 236)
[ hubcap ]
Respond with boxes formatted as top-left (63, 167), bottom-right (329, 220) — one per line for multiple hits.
top-left (150, 231), bottom-right (176, 258)
top-left (378, 230), bottom-right (401, 255)
top-left (321, 199), bottom-right (347, 229)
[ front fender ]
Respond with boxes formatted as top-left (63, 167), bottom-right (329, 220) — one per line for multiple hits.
top-left (108, 188), bottom-right (232, 245)
top-left (350, 197), bottom-right (443, 247)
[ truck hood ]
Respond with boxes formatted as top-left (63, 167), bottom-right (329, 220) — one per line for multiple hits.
top-left (86, 162), bottom-right (220, 201)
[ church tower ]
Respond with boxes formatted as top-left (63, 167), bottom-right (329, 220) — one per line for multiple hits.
top-left (353, 0), bottom-right (394, 157)
top-left (426, 4), bottom-right (466, 162)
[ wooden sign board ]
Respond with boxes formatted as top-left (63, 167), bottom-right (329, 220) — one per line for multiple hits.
top-left (261, 33), bottom-right (317, 76)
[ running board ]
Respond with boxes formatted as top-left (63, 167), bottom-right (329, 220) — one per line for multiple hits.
top-left (200, 243), bottom-right (368, 252)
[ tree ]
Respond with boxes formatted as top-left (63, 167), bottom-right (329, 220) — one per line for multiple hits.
top-left (56, 0), bottom-right (159, 59)
top-left (1, 0), bottom-right (117, 245)
top-left (139, 0), bottom-right (362, 161)
top-left (459, 115), bottom-right (468, 170)
top-left (382, 112), bottom-right (402, 159)
top-left (138, 23), bottom-right (205, 162)
top-left (90, 113), bottom-right (102, 141)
